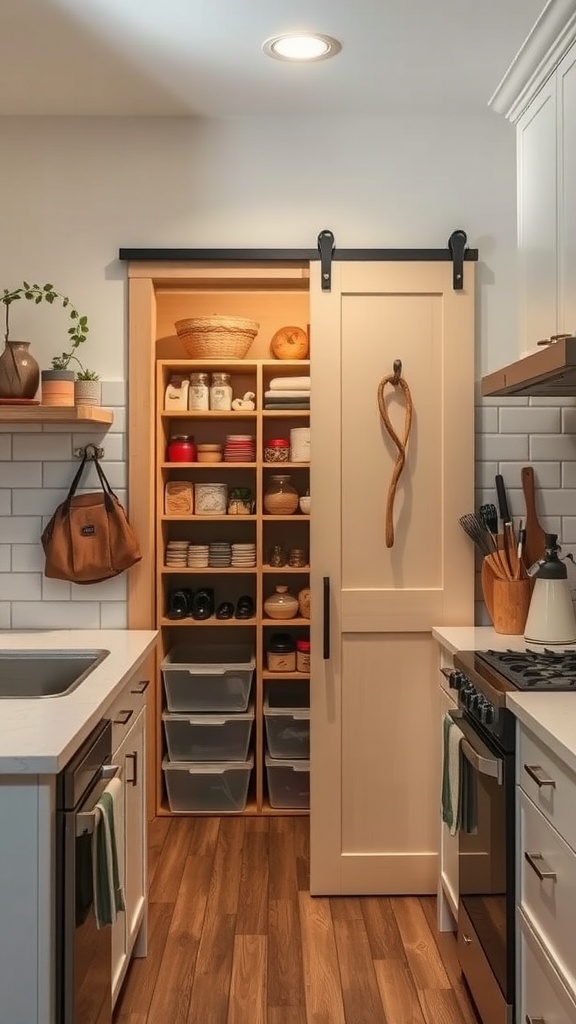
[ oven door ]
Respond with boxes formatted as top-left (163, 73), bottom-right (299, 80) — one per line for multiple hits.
top-left (450, 711), bottom-right (515, 1024)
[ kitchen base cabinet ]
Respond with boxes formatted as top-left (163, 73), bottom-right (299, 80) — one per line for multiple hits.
top-left (520, 911), bottom-right (576, 1024)
top-left (437, 667), bottom-right (459, 931)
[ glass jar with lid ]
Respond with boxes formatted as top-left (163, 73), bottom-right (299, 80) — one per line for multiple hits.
top-left (188, 372), bottom-right (210, 410)
top-left (210, 372), bottom-right (233, 411)
top-left (263, 474), bottom-right (299, 515)
top-left (167, 435), bottom-right (196, 462)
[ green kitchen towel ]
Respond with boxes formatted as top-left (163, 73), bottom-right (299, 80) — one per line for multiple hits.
top-left (441, 714), bottom-right (461, 836)
top-left (458, 749), bottom-right (478, 835)
top-left (91, 777), bottom-right (125, 928)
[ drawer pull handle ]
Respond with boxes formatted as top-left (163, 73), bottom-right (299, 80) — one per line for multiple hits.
top-left (114, 709), bottom-right (133, 726)
top-left (130, 679), bottom-right (149, 695)
top-left (524, 764), bottom-right (556, 788)
top-left (462, 934), bottom-right (472, 945)
top-left (524, 851), bottom-right (557, 882)
top-left (525, 1017), bottom-right (547, 1023)
top-left (126, 751), bottom-right (138, 786)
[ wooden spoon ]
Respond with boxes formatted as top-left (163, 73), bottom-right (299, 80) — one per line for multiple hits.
top-left (521, 466), bottom-right (546, 570)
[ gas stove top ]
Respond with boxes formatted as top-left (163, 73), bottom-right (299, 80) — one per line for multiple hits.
top-left (476, 649), bottom-right (576, 690)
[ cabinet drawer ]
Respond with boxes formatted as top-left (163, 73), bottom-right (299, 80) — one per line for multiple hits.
top-left (519, 910), bottom-right (576, 1024)
top-left (108, 673), bottom-right (150, 754)
top-left (519, 789), bottom-right (576, 996)
top-left (518, 725), bottom-right (576, 853)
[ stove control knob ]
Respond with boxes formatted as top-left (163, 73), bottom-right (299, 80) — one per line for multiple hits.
top-left (462, 684), bottom-right (474, 708)
top-left (449, 670), bottom-right (465, 691)
top-left (469, 692), bottom-right (481, 711)
top-left (481, 704), bottom-right (495, 726)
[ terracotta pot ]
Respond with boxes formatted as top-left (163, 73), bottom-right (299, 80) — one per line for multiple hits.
top-left (41, 370), bottom-right (75, 407)
top-left (0, 340), bottom-right (40, 399)
top-left (74, 380), bottom-right (101, 406)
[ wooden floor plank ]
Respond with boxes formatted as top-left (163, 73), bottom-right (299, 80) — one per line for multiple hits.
top-left (149, 818), bottom-right (195, 904)
top-left (114, 902), bottom-right (173, 1016)
top-left (419, 898), bottom-right (480, 1024)
top-left (147, 816), bottom-right (171, 887)
top-left (331, 898), bottom-right (388, 1024)
top-left (267, 1008), bottom-right (307, 1024)
top-left (419, 989), bottom-right (472, 1024)
top-left (227, 934), bottom-right (267, 1024)
top-left (187, 912), bottom-right (236, 1024)
top-left (187, 816), bottom-right (221, 856)
top-left (298, 892), bottom-right (346, 1024)
top-left (114, 1014), bottom-right (147, 1024)
top-left (236, 827), bottom-right (269, 935)
top-left (146, 854), bottom-right (213, 1024)
top-left (392, 897), bottom-right (451, 992)
top-left (269, 817), bottom-right (298, 899)
top-left (362, 897), bottom-right (407, 960)
top-left (208, 817), bottom-right (245, 916)
top-left (268, 898), bottom-right (306, 1011)
top-left (374, 959), bottom-right (426, 1024)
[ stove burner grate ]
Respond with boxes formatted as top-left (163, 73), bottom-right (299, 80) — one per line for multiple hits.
top-left (477, 649), bottom-right (576, 690)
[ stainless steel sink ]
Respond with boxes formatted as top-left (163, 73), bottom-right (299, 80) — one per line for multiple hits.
top-left (0, 649), bottom-right (110, 698)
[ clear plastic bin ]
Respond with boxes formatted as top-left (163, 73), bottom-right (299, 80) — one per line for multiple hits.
top-left (163, 756), bottom-right (253, 813)
top-left (265, 755), bottom-right (310, 809)
top-left (264, 696), bottom-right (310, 759)
top-left (163, 704), bottom-right (254, 761)
top-left (266, 677), bottom-right (310, 709)
top-left (161, 644), bottom-right (255, 712)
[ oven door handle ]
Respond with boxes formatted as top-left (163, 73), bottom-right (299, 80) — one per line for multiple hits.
top-left (449, 710), bottom-right (503, 785)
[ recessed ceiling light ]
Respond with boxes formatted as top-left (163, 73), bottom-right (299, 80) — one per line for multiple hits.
top-left (262, 33), bottom-right (342, 63)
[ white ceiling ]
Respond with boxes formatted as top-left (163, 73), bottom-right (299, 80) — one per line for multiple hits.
top-left (0, 0), bottom-right (546, 117)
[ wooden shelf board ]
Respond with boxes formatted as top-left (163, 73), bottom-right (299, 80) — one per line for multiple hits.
top-left (0, 404), bottom-right (114, 425)
top-left (161, 567), bottom-right (257, 574)
top-left (157, 797), bottom-right (261, 817)
top-left (160, 616), bottom-right (258, 627)
top-left (263, 410), bottom-right (310, 418)
top-left (262, 617), bottom-right (310, 627)
top-left (161, 410), bottom-right (257, 419)
top-left (161, 514), bottom-right (257, 522)
top-left (262, 514), bottom-right (310, 521)
top-left (262, 565), bottom-right (310, 573)
top-left (263, 461), bottom-right (310, 468)
top-left (261, 803), bottom-right (309, 816)
top-left (161, 461), bottom-right (257, 469)
top-left (262, 671), bottom-right (310, 679)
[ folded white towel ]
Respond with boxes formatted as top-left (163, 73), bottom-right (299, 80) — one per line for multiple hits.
top-left (269, 377), bottom-right (311, 391)
top-left (91, 776), bottom-right (125, 928)
top-left (265, 389), bottom-right (311, 400)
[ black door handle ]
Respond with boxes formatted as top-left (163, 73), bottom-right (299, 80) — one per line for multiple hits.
top-left (323, 576), bottom-right (330, 660)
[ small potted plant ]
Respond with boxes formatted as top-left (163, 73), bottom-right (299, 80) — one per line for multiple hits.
top-left (0, 282), bottom-right (90, 406)
top-left (74, 366), bottom-right (101, 406)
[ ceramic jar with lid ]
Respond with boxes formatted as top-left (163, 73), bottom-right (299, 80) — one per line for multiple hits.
top-left (290, 427), bottom-right (310, 463)
top-left (263, 474), bottom-right (299, 515)
top-left (167, 435), bottom-right (196, 462)
top-left (267, 633), bottom-right (296, 672)
top-left (264, 585), bottom-right (299, 620)
top-left (264, 438), bottom-right (290, 463)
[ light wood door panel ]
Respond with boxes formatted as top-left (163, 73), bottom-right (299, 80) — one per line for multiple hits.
top-left (309, 260), bottom-right (474, 895)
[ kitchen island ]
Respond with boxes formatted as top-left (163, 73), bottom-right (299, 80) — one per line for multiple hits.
top-left (0, 629), bottom-right (157, 1024)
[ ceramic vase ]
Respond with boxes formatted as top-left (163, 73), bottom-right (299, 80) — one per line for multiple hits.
top-left (263, 585), bottom-right (299, 620)
top-left (0, 340), bottom-right (40, 399)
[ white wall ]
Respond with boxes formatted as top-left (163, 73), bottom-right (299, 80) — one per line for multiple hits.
top-left (0, 113), bottom-right (518, 378)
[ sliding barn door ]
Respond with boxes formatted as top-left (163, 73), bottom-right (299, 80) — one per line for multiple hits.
top-left (309, 260), bottom-right (475, 895)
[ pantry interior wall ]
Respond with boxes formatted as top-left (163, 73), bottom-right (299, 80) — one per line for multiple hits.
top-left (0, 111), bottom-right (562, 632)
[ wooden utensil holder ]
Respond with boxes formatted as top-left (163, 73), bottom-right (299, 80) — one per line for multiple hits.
top-left (491, 578), bottom-right (531, 635)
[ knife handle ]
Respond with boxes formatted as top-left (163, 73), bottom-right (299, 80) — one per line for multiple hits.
top-left (495, 474), bottom-right (511, 525)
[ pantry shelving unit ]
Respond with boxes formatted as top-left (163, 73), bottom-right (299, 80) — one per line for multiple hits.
top-left (126, 261), bottom-right (312, 817)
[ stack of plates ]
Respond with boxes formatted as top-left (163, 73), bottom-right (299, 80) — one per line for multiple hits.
top-left (231, 543), bottom-right (256, 568)
top-left (165, 541), bottom-right (189, 568)
top-left (224, 434), bottom-right (256, 462)
top-left (187, 544), bottom-right (209, 568)
top-left (209, 541), bottom-right (232, 567)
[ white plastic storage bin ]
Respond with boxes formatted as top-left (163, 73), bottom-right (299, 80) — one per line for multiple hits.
top-left (163, 756), bottom-right (253, 813)
top-left (161, 644), bottom-right (255, 712)
top-left (266, 755), bottom-right (310, 809)
top-left (264, 696), bottom-right (310, 759)
top-left (163, 704), bottom-right (254, 761)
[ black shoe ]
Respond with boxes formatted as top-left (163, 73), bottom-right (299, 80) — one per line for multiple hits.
top-left (216, 601), bottom-right (234, 620)
top-left (235, 595), bottom-right (254, 619)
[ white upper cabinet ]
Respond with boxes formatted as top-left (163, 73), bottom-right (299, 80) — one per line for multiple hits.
top-left (490, 0), bottom-right (576, 355)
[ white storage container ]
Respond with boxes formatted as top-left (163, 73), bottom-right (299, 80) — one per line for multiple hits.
top-left (161, 644), bottom-right (255, 712)
top-left (163, 756), bottom-right (253, 812)
top-left (266, 755), bottom-right (310, 809)
top-left (264, 696), bottom-right (310, 759)
top-left (163, 704), bottom-right (254, 761)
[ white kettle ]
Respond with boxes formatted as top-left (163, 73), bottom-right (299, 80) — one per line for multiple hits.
top-left (524, 533), bottom-right (576, 645)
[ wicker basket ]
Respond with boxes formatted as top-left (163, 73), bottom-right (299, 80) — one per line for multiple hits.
top-left (175, 315), bottom-right (259, 359)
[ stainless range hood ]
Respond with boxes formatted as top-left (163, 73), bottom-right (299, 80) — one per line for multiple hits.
top-left (481, 337), bottom-right (576, 397)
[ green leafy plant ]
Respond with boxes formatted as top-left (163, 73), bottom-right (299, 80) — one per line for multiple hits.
top-left (75, 366), bottom-right (100, 381)
top-left (1, 281), bottom-right (90, 370)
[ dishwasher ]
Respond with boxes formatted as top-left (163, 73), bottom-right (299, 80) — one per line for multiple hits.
top-left (56, 719), bottom-right (117, 1024)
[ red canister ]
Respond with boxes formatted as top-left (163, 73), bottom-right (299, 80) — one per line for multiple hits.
top-left (167, 435), bottom-right (196, 462)
top-left (264, 437), bottom-right (290, 463)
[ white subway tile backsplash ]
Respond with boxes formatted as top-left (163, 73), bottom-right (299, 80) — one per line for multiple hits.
top-left (531, 396), bottom-right (576, 407)
top-left (0, 516), bottom-right (42, 543)
top-left (475, 461), bottom-right (499, 490)
top-left (100, 603), bottom-right (128, 629)
top-left (13, 434), bottom-right (72, 461)
top-left (475, 406), bottom-right (498, 433)
top-left (0, 602), bottom-right (10, 629)
top-left (563, 463), bottom-right (576, 488)
top-left (12, 488), bottom-right (67, 516)
top-left (71, 575), bottom-right (127, 601)
top-left (561, 518), bottom-right (576, 543)
top-left (72, 432), bottom-right (124, 461)
top-left (0, 545), bottom-right (10, 571)
top-left (11, 601), bottom-right (101, 629)
top-left (0, 423), bottom-right (40, 433)
top-left (562, 408), bottom-right (576, 433)
top-left (101, 382), bottom-right (126, 406)
top-left (537, 489), bottom-right (576, 516)
top-left (11, 543), bottom-right (44, 572)
top-left (0, 490), bottom-right (11, 514)
top-left (0, 572), bottom-right (42, 600)
top-left (41, 577), bottom-right (71, 601)
top-left (109, 408), bottom-right (126, 434)
top-left (477, 434), bottom-right (529, 462)
top-left (0, 463), bottom-right (42, 488)
top-left (500, 407), bottom-right (561, 434)
top-left (0, 435), bottom-right (11, 459)
top-left (501, 462), bottom-right (561, 489)
top-left (530, 434), bottom-right (576, 460)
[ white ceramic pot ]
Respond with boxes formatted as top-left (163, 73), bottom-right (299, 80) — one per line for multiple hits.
top-left (290, 427), bottom-right (310, 463)
top-left (74, 380), bottom-right (102, 406)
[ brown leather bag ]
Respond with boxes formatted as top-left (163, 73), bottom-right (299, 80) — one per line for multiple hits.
top-left (42, 454), bottom-right (141, 584)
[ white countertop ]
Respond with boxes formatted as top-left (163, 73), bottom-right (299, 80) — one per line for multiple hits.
top-left (432, 625), bottom-right (576, 775)
top-left (0, 630), bottom-right (157, 774)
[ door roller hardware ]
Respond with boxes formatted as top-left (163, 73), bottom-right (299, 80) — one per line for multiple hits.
top-left (317, 229), bottom-right (335, 291)
top-left (447, 229), bottom-right (467, 290)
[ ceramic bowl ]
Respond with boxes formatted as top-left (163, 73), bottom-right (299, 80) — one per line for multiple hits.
top-left (299, 495), bottom-right (311, 514)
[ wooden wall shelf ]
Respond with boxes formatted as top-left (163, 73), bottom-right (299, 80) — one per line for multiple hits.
top-left (0, 405), bottom-right (114, 425)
